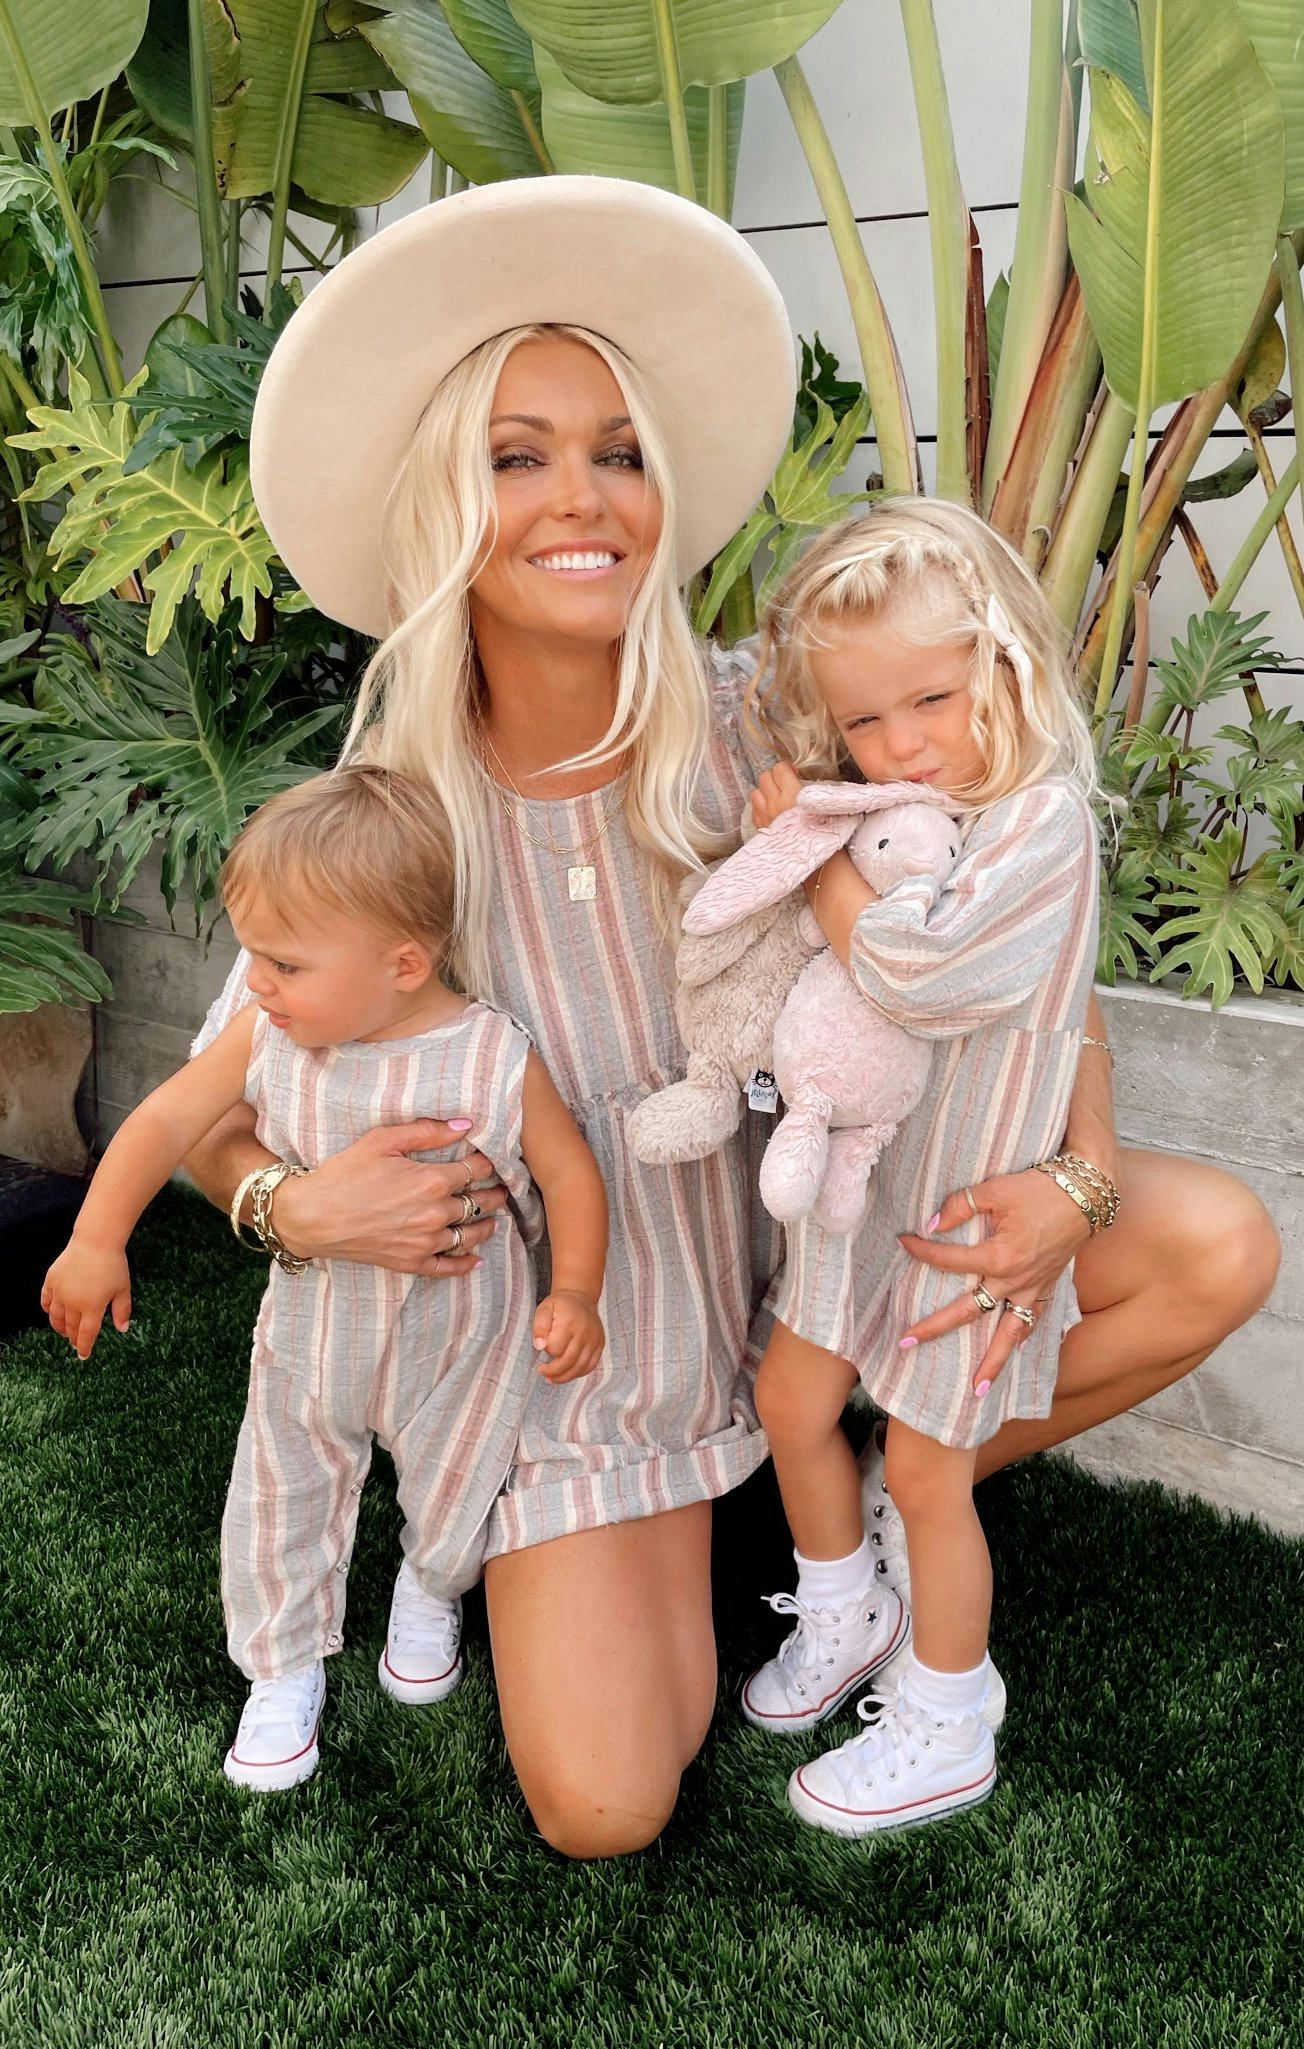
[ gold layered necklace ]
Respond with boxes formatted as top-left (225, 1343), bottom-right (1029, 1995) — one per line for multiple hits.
top-left (479, 727), bottom-right (626, 902)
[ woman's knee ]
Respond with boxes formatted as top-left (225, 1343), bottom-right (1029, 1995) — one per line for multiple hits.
top-left (524, 1766), bottom-right (680, 1861)
top-left (1163, 1165), bottom-right (1281, 1329)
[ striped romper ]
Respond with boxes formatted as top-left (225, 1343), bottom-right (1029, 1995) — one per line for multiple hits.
top-left (771, 777), bottom-right (1101, 1450)
top-left (194, 645), bottom-right (783, 1571)
top-left (210, 1001), bottom-right (542, 1680)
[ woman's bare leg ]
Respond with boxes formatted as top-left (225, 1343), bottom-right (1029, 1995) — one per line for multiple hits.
top-left (973, 1148), bottom-right (1281, 1483)
top-left (484, 1500), bottom-right (716, 1860)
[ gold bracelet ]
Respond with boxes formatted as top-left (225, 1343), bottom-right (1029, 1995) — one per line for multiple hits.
top-left (1033, 1151), bottom-right (1121, 1234)
top-left (249, 1162), bottom-right (311, 1274)
top-left (229, 1165), bottom-right (268, 1250)
top-left (810, 860), bottom-right (825, 922)
top-left (1081, 1034), bottom-right (1114, 1063)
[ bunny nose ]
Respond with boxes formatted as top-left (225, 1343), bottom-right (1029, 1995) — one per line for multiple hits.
top-left (899, 857), bottom-right (934, 875)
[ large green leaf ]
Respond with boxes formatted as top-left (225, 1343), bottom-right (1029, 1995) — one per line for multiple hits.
top-left (505, 0), bottom-right (845, 105)
top-left (362, 0), bottom-right (548, 182)
top-left (537, 46), bottom-right (742, 196)
top-left (10, 369), bottom-right (275, 654)
top-left (129, 0), bottom-right (397, 141)
top-left (1151, 839), bottom-right (1284, 1006)
top-left (0, 871), bottom-right (112, 1015)
top-left (1077, 0), bottom-right (1149, 113)
top-left (442, 0), bottom-right (539, 95)
top-left (202, 0), bottom-right (427, 205)
top-left (1234, 0), bottom-right (1304, 230)
top-left (1064, 0), bottom-right (1286, 410)
top-left (0, 0), bottom-right (148, 125)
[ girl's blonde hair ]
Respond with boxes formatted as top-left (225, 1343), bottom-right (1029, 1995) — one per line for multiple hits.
top-left (221, 764), bottom-right (456, 971)
top-left (751, 496), bottom-right (1097, 810)
top-left (338, 322), bottom-right (731, 996)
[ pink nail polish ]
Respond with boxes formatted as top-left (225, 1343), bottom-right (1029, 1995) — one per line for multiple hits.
top-left (974, 1379), bottom-right (991, 1397)
top-left (898, 1335), bottom-right (918, 1351)
top-left (449, 1118), bottom-right (473, 1132)
top-left (926, 1212), bottom-right (941, 1234)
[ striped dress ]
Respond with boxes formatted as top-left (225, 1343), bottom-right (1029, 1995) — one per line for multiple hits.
top-left (204, 1000), bottom-right (543, 1678)
top-left (772, 777), bottom-right (1100, 1449)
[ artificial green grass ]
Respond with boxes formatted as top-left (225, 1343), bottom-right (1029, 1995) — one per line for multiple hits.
top-left (1, 1188), bottom-right (1301, 2049)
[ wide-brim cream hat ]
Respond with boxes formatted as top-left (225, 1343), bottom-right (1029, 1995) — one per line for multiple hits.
top-left (248, 176), bottom-right (797, 636)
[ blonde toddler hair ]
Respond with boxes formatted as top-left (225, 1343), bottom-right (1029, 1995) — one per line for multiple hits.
top-left (338, 322), bottom-right (732, 997)
top-left (750, 496), bottom-right (1097, 810)
top-left (221, 763), bottom-right (457, 971)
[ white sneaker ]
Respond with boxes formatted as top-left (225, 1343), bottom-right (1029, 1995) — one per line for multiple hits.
top-left (858, 1420), bottom-right (910, 1601)
top-left (788, 1680), bottom-right (997, 1836)
top-left (741, 1586), bottom-right (910, 1734)
top-left (377, 1559), bottom-right (463, 1706)
top-left (223, 1661), bottom-right (325, 1793)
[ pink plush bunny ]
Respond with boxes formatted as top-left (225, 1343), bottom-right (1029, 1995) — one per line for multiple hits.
top-left (682, 780), bottom-right (962, 1234)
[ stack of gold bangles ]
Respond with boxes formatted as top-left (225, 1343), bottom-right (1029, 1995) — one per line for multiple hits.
top-left (230, 1161), bottom-right (311, 1274)
top-left (1032, 1150), bottom-right (1121, 1234)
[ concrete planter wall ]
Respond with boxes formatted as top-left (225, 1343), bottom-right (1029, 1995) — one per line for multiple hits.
top-left (83, 854), bottom-right (1301, 1532)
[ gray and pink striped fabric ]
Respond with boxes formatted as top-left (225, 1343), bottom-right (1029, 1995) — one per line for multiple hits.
top-left (773, 777), bottom-right (1100, 1447)
top-left (214, 1001), bottom-right (542, 1678)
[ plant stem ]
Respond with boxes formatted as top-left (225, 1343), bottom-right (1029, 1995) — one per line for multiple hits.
top-left (705, 84), bottom-right (728, 218)
top-left (1209, 453), bottom-right (1300, 614)
top-left (981, 0), bottom-right (1070, 511)
top-left (188, 0), bottom-right (229, 341)
top-left (264, 0), bottom-right (317, 308)
top-left (428, 150), bottom-right (449, 202)
top-left (774, 55), bottom-right (917, 494)
top-left (649, 0), bottom-right (697, 203)
top-left (1040, 387), bottom-right (1134, 629)
top-left (1245, 419), bottom-right (1304, 620)
top-left (510, 91), bottom-right (554, 174)
top-left (1094, 0), bottom-right (1167, 721)
top-left (225, 199), bottom-right (242, 306)
top-left (88, 84), bottom-right (110, 151)
top-left (0, 348), bottom-right (38, 414)
top-left (0, 0), bottom-right (124, 393)
top-left (1275, 233), bottom-right (1304, 548)
top-left (899, 0), bottom-right (969, 503)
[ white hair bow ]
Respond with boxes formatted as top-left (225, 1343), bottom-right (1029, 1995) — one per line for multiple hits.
top-left (985, 594), bottom-right (1034, 697)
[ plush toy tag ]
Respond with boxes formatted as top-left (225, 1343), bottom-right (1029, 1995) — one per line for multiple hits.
top-left (746, 1067), bottom-right (779, 1113)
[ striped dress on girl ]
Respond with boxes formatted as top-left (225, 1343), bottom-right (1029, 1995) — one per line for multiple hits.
top-left (771, 777), bottom-right (1100, 1449)
top-left (215, 1000), bottom-right (542, 1680)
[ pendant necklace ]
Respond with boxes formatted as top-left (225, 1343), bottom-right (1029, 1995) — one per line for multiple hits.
top-left (479, 727), bottom-right (625, 902)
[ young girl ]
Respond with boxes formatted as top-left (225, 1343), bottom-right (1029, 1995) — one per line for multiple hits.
top-left (42, 764), bottom-right (607, 1793)
top-left (739, 498), bottom-right (1101, 1837)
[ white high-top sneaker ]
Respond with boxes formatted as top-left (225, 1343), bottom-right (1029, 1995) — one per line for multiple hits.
top-left (858, 1420), bottom-right (910, 1601)
top-left (377, 1559), bottom-right (463, 1706)
top-left (224, 1661), bottom-right (325, 1793)
top-left (741, 1585), bottom-right (910, 1734)
top-left (788, 1678), bottom-right (998, 1837)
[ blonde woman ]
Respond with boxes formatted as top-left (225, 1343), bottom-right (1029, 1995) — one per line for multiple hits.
top-left (184, 180), bottom-right (1278, 1858)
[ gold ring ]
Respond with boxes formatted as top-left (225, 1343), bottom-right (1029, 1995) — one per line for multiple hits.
top-left (447, 1223), bottom-right (463, 1253)
top-left (1006, 1302), bottom-right (1037, 1328)
top-left (456, 1191), bottom-right (479, 1224)
top-left (963, 1186), bottom-right (979, 1218)
top-left (972, 1285), bottom-right (1000, 1314)
top-left (459, 1157), bottom-right (475, 1192)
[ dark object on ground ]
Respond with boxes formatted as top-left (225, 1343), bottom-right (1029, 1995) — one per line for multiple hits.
top-left (0, 1155), bottom-right (84, 1338)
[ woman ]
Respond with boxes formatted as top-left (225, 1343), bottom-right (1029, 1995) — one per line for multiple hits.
top-left (186, 178), bottom-right (1279, 1858)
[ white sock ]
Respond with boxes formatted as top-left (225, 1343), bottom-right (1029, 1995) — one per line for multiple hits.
top-left (793, 1537), bottom-right (874, 1610)
top-left (899, 1651), bottom-right (992, 1722)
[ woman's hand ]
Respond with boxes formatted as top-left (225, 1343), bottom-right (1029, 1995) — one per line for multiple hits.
top-left (750, 760), bottom-right (804, 831)
top-left (896, 1169), bottom-right (1094, 1393)
top-left (272, 1117), bottom-right (510, 1276)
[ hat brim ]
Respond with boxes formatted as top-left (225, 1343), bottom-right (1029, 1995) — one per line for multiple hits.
top-left (248, 176), bottom-right (798, 637)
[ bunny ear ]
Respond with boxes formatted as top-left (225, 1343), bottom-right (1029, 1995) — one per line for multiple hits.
top-left (796, 777), bottom-right (961, 819)
top-left (682, 806), bottom-right (855, 934)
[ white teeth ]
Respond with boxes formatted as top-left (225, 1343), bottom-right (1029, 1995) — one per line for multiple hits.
top-left (531, 551), bottom-right (619, 571)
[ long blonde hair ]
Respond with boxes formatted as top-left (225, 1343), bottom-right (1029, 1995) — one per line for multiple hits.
top-left (751, 496), bottom-right (1098, 810)
top-left (338, 322), bottom-right (730, 996)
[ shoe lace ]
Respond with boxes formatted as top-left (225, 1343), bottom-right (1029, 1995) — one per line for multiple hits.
top-left (818, 1681), bottom-right (939, 1794)
top-left (241, 1669), bottom-right (319, 1745)
top-left (762, 1590), bottom-right (873, 1693)
top-left (391, 1571), bottom-right (459, 1657)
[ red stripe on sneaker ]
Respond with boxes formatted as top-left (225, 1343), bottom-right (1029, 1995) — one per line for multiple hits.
top-left (794, 1757), bottom-right (997, 1819)
top-left (742, 1600), bottom-right (909, 1721)
top-left (229, 1710), bottom-right (322, 1770)
top-left (382, 1646), bottom-right (459, 1685)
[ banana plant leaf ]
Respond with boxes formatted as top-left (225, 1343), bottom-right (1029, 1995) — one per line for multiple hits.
top-left (442, 0), bottom-right (540, 96)
top-left (1064, 0), bottom-right (1286, 411)
top-left (0, 0), bottom-right (148, 125)
top-left (537, 46), bottom-right (742, 198)
top-left (129, 0), bottom-right (398, 141)
top-left (361, 0), bottom-right (549, 181)
top-left (1077, 0), bottom-right (1149, 113)
top-left (202, 0), bottom-right (427, 206)
top-left (1234, 0), bottom-right (1304, 231)
top-left (505, 0), bottom-right (845, 106)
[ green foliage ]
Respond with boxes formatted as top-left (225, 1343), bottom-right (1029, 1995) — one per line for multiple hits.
top-left (1100, 607), bottom-right (1303, 1006)
top-left (120, 287), bottom-right (300, 473)
top-left (0, 865), bottom-right (113, 1012)
top-left (0, 597), bottom-right (344, 931)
